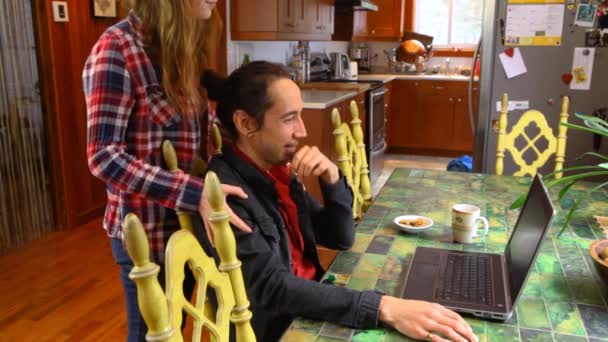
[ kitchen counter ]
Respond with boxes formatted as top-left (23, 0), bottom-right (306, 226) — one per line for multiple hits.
top-left (300, 89), bottom-right (357, 109)
top-left (357, 73), bottom-right (474, 82)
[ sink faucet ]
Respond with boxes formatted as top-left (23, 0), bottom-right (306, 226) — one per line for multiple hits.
top-left (444, 58), bottom-right (451, 75)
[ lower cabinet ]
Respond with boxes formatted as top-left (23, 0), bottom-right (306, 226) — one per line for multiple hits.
top-left (388, 79), bottom-right (477, 156)
top-left (300, 93), bottom-right (366, 202)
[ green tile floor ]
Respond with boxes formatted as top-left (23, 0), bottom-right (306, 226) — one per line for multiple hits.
top-left (282, 169), bottom-right (608, 341)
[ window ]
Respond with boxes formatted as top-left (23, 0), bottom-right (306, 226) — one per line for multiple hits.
top-left (414, 0), bottom-right (483, 47)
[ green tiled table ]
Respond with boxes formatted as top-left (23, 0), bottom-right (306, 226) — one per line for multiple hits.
top-left (283, 168), bottom-right (608, 342)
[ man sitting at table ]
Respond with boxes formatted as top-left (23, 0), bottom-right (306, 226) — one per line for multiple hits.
top-left (203, 61), bottom-right (478, 342)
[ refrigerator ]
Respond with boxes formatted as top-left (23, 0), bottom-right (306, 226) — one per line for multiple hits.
top-left (472, 1), bottom-right (608, 175)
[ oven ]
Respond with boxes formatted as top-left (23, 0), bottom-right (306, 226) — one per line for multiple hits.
top-left (367, 83), bottom-right (386, 188)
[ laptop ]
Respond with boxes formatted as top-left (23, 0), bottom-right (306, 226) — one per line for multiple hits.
top-left (400, 174), bottom-right (555, 320)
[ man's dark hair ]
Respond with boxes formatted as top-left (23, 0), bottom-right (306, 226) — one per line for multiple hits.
top-left (202, 61), bottom-right (291, 138)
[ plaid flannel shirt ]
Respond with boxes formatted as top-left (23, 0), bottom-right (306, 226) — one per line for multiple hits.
top-left (83, 12), bottom-right (211, 262)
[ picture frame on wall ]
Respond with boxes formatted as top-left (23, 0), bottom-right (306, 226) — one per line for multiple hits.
top-left (91, 0), bottom-right (118, 18)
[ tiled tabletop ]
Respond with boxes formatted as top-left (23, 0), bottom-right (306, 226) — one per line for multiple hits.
top-left (282, 168), bottom-right (608, 341)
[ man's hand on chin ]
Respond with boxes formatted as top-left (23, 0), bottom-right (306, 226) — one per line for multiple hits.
top-left (291, 145), bottom-right (339, 184)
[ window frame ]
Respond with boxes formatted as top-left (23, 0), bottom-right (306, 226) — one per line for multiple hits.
top-left (405, 0), bottom-right (478, 57)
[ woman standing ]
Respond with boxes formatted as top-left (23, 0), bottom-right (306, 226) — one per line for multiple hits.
top-left (83, 1), bottom-right (250, 340)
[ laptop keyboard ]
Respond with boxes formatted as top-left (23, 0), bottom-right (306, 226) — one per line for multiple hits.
top-left (435, 253), bottom-right (493, 306)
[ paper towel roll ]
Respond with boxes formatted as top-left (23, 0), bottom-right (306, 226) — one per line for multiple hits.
top-left (349, 61), bottom-right (358, 79)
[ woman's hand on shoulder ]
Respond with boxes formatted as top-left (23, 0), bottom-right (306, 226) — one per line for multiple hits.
top-left (198, 184), bottom-right (252, 245)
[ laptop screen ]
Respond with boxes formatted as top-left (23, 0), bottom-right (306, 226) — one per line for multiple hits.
top-left (504, 174), bottom-right (555, 304)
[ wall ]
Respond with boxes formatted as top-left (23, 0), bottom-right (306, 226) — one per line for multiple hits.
top-left (33, 0), bottom-right (127, 230)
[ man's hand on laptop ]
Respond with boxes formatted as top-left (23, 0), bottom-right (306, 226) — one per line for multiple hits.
top-left (291, 145), bottom-right (339, 184)
top-left (378, 296), bottom-right (478, 342)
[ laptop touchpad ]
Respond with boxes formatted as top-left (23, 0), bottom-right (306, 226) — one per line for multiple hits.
top-left (402, 262), bottom-right (438, 300)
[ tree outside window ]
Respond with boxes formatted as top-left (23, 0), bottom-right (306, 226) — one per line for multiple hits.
top-left (415, 0), bottom-right (483, 47)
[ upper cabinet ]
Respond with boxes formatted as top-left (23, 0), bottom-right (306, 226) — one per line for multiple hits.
top-left (334, 0), bottom-right (405, 41)
top-left (231, 0), bottom-right (334, 40)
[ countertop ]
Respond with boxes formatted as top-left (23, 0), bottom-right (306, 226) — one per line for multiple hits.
top-left (301, 89), bottom-right (357, 109)
top-left (356, 73), bottom-right (474, 83)
top-left (300, 73), bottom-right (475, 109)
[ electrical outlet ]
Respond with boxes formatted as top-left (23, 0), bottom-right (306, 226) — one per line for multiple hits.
top-left (52, 1), bottom-right (69, 22)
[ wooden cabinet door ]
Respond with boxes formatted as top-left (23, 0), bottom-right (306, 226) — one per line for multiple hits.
top-left (449, 83), bottom-right (478, 153)
top-left (388, 80), bottom-right (419, 148)
top-left (416, 87), bottom-right (454, 150)
top-left (318, 0), bottom-right (335, 34)
top-left (451, 94), bottom-right (474, 152)
top-left (279, 0), bottom-right (307, 33)
top-left (355, 0), bottom-right (404, 39)
top-left (366, 0), bottom-right (404, 37)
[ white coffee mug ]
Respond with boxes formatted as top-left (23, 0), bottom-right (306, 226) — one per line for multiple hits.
top-left (451, 204), bottom-right (489, 243)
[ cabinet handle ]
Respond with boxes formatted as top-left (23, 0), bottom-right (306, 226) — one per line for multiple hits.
top-left (358, 100), bottom-right (365, 105)
top-left (371, 28), bottom-right (376, 35)
top-left (449, 97), bottom-right (454, 102)
top-left (432, 85), bottom-right (446, 90)
top-left (384, 104), bottom-right (388, 108)
top-left (457, 98), bottom-right (462, 103)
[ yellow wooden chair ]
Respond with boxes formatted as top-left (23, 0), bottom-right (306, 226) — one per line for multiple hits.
top-left (123, 138), bottom-right (255, 342)
top-left (496, 93), bottom-right (569, 179)
top-left (332, 100), bottom-right (372, 220)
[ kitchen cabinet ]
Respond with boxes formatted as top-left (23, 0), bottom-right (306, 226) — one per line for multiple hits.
top-left (334, 0), bottom-right (405, 41)
top-left (231, 0), bottom-right (333, 40)
top-left (300, 93), bottom-right (366, 202)
top-left (388, 80), bottom-right (477, 156)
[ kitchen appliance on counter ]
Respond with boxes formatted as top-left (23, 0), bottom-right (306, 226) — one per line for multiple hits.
top-left (330, 52), bottom-right (351, 80)
top-left (309, 52), bottom-right (332, 81)
top-left (349, 43), bottom-right (371, 74)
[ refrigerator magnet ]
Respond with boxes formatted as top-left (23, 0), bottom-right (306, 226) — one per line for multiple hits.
top-left (570, 48), bottom-right (595, 90)
top-left (499, 47), bottom-right (527, 79)
top-left (574, 4), bottom-right (598, 28)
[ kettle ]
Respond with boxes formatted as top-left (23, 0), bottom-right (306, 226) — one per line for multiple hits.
top-left (329, 52), bottom-right (351, 79)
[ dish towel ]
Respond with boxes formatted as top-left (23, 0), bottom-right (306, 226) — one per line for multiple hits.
top-left (447, 155), bottom-right (473, 172)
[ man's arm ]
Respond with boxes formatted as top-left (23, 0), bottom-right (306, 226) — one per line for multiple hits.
top-left (228, 197), bottom-right (381, 329)
top-left (291, 145), bottom-right (355, 249)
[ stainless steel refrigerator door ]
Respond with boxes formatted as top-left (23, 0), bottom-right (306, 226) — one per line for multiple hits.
top-left (477, 1), bottom-right (608, 175)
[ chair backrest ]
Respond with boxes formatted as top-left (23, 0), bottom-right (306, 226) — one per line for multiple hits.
top-left (332, 100), bottom-right (372, 220)
top-left (123, 140), bottom-right (255, 342)
top-left (496, 93), bottom-right (569, 179)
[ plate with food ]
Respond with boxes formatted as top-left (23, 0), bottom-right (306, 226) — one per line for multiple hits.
top-left (394, 215), bottom-right (433, 233)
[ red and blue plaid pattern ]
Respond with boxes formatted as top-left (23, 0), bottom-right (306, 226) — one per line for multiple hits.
top-left (83, 12), bottom-right (209, 262)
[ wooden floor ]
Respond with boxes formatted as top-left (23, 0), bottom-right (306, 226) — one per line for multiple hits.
top-left (0, 217), bottom-right (127, 341)
top-left (0, 155), bottom-right (444, 341)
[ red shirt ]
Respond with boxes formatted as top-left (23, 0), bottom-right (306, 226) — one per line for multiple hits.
top-left (232, 146), bottom-right (317, 280)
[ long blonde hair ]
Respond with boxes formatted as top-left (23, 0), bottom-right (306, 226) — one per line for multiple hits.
top-left (125, 0), bottom-right (222, 114)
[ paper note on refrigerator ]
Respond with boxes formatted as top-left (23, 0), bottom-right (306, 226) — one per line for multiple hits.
top-left (570, 48), bottom-right (595, 90)
top-left (499, 47), bottom-right (527, 79)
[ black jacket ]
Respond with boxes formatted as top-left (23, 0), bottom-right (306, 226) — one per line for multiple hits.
top-left (208, 147), bottom-right (382, 341)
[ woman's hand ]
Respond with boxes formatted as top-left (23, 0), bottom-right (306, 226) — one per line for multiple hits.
top-left (198, 184), bottom-right (252, 245)
top-left (378, 296), bottom-right (478, 342)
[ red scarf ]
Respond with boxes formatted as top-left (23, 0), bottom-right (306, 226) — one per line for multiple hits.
top-left (232, 146), bottom-right (316, 280)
